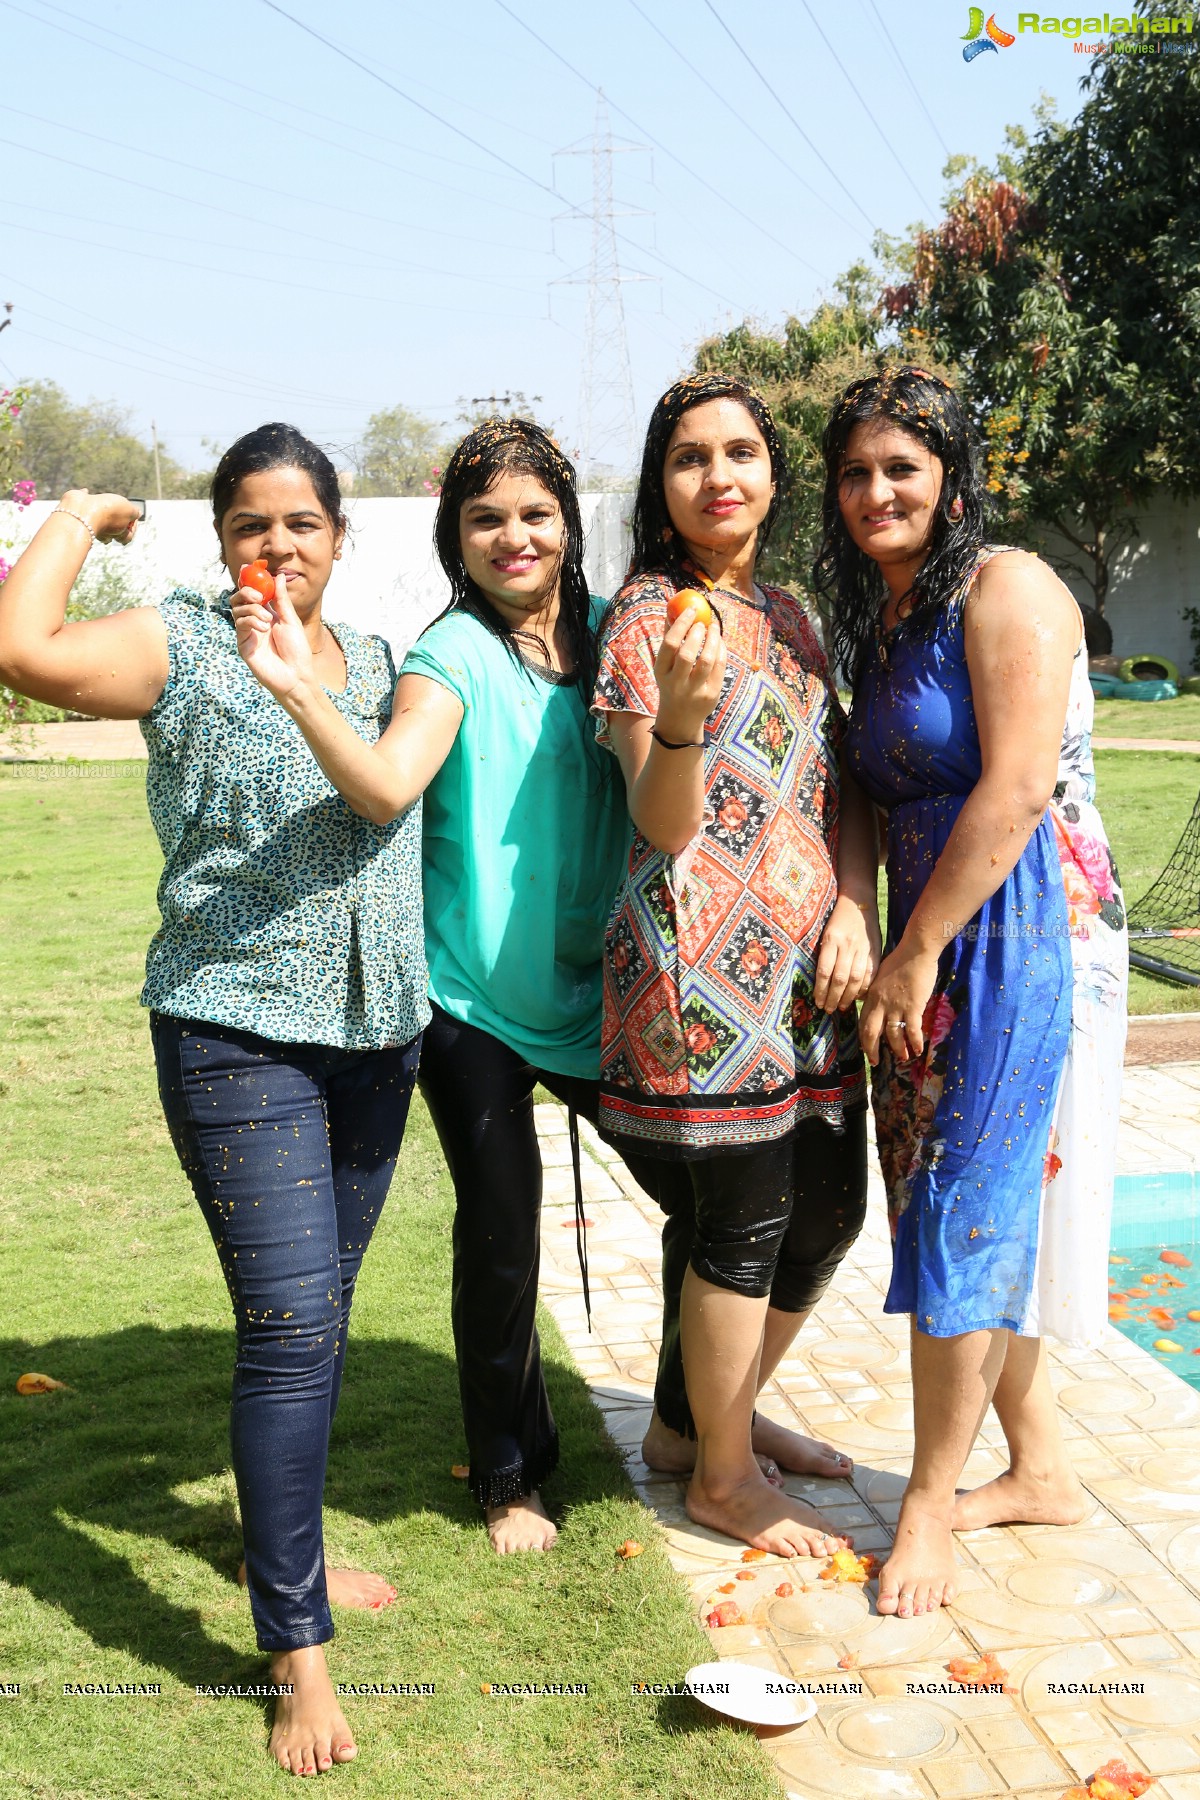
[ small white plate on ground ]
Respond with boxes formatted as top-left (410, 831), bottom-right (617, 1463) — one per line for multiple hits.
top-left (684, 1662), bottom-right (817, 1731)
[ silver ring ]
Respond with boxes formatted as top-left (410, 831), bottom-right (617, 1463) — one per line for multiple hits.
top-left (886, 1017), bottom-right (905, 1028)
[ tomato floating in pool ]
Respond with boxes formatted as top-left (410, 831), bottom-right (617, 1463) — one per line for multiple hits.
top-left (666, 587), bottom-right (714, 629)
top-left (238, 558), bottom-right (275, 599)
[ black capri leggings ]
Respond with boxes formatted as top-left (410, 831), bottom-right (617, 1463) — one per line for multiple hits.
top-left (417, 1003), bottom-right (597, 1509)
top-left (622, 1111), bottom-right (869, 1439)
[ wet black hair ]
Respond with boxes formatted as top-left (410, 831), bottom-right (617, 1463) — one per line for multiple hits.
top-left (210, 422), bottom-right (348, 540)
top-left (432, 416), bottom-right (598, 707)
top-left (812, 367), bottom-right (988, 688)
top-left (627, 372), bottom-right (789, 588)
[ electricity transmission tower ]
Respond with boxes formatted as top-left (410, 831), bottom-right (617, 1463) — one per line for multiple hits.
top-left (553, 93), bottom-right (654, 488)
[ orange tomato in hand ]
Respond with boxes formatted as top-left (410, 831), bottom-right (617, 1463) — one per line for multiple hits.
top-left (238, 558), bottom-right (275, 599)
top-left (666, 587), bottom-right (713, 629)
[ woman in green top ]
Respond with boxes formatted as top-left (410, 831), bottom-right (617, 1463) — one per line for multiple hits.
top-left (234, 418), bottom-right (630, 1553)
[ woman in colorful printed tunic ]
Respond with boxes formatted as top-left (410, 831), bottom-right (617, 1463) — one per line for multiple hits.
top-left (0, 425), bottom-right (429, 1775)
top-left (592, 374), bottom-right (882, 1557)
top-left (233, 419), bottom-right (632, 1558)
top-left (817, 367), bottom-right (1128, 1618)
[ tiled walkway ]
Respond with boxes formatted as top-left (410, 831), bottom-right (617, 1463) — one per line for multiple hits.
top-left (535, 1069), bottom-right (1200, 1800)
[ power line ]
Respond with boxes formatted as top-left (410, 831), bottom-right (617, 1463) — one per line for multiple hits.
top-left (798, 0), bottom-right (933, 214)
top-left (1, 106), bottom-right (554, 271)
top-left (28, 0), bottom-right (558, 154)
top-left (493, 0), bottom-right (827, 281)
top-left (257, 0), bottom-right (750, 315)
top-left (698, 0), bottom-right (879, 235)
top-left (2, 0), bottom-right (548, 222)
top-left (0, 270), bottom-right (407, 411)
top-left (865, 0), bottom-right (952, 161)
top-left (0, 216), bottom-right (534, 322)
top-left (624, 0), bottom-right (868, 245)
top-left (7, 323), bottom-right (363, 408)
top-left (0, 285), bottom-right (365, 412)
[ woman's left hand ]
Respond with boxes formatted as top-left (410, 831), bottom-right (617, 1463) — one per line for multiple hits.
top-left (858, 941), bottom-right (942, 1066)
top-left (814, 896), bottom-right (881, 1012)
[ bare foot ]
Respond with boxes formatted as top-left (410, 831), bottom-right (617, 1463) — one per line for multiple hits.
top-left (686, 1466), bottom-right (851, 1559)
top-left (239, 1560), bottom-right (396, 1612)
top-left (752, 1414), bottom-right (853, 1481)
top-left (268, 1645), bottom-right (357, 1776)
top-left (953, 1465), bottom-right (1088, 1532)
top-left (876, 1493), bottom-right (958, 1618)
top-left (486, 1491), bottom-right (558, 1554)
top-left (642, 1409), bottom-right (849, 1486)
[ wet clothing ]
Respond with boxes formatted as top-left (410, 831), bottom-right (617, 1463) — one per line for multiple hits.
top-left (846, 547), bottom-right (1128, 1344)
top-left (141, 588), bottom-right (428, 1049)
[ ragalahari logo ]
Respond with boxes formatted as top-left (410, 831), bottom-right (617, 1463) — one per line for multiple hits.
top-left (962, 8), bottom-right (1017, 58)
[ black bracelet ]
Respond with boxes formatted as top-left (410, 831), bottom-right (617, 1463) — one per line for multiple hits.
top-left (651, 728), bottom-right (704, 750)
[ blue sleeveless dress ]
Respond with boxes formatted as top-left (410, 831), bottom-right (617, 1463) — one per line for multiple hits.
top-left (846, 548), bottom-right (1127, 1344)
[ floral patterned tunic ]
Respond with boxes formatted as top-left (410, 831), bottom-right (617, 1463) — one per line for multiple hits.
top-left (140, 589), bottom-right (429, 1050)
top-left (846, 547), bottom-right (1128, 1345)
top-left (593, 574), bottom-right (865, 1159)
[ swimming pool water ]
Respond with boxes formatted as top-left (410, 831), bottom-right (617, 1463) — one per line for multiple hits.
top-left (1109, 1171), bottom-right (1199, 1388)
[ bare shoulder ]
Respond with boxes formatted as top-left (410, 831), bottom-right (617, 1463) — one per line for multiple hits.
top-left (967, 550), bottom-right (1080, 636)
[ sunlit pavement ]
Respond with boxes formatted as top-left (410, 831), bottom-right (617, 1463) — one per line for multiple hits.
top-left (537, 1071), bottom-right (1200, 1800)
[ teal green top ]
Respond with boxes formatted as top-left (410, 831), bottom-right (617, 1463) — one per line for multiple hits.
top-left (401, 601), bottom-right (630, 1078)
top-left (140, 589), bottom-right (429, 1050)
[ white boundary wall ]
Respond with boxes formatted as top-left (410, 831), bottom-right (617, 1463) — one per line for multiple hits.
top-left (1046, 492), bottom-right (1200, 674)
top-left (3, 492), bottom-right (633, 663)
top-left (6, 490), bottom-right (1197, 673)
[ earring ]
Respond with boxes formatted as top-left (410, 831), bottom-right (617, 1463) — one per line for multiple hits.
top-left (949, 497), bottom-right (963, 520)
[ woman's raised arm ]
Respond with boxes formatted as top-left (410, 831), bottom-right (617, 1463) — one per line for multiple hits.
top-left (0, 490), bottom-right (168, 718)
top-left (233, 579), bottom-right (464, 823)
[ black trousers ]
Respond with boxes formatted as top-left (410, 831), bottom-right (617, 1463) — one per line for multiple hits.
top-left (418, 1005), bottom-right (600, 1507)
top-left (420, 1001), bottom-right (869, 1487)
top-left (623, 1111), bottom-right (869, 1439)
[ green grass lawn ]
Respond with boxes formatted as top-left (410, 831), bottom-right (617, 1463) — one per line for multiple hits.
top-left (0, 768), bottom-right (778, 1800)
top-left (1092, 692), bottom-right (1200, 741)
top-left (1094, 750), bottom-right (1200, 1014)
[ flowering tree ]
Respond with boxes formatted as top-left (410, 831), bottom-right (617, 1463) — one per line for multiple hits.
top-left (0, 387), bottom-right (44, 727)
top-left (881, 3), bottom-right (1200, 612)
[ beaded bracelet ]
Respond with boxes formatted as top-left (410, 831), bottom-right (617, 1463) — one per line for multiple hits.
top-left (53, 506), bottom-right (97, 546)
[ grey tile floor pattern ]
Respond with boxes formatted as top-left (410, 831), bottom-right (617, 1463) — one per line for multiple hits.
top-left (534, 1071), bottom-right (1200, 1800)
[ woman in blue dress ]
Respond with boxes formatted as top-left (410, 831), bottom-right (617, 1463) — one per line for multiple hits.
top-left (815, 368), bottom-right (1127, 1619)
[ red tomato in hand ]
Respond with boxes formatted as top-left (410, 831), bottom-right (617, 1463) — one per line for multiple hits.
top-left (666, 587), bottom-right (713, 629)
top-left (238, 559), bottom-right (275, 599)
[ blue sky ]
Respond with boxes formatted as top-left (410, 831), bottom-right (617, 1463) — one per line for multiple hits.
top-left (1, 0), bottom-right (1106, 477)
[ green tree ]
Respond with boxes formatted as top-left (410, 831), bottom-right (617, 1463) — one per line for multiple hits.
top-left (13, 380), bottom-right (193, 500)
top-left (354, 403), bottom-right (446, 496)
top-left (883, 5), bottom-right (1200, 611)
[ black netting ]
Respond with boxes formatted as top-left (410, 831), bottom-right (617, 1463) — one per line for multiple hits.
top-left (1127, 790), bottom-right (1200, 987)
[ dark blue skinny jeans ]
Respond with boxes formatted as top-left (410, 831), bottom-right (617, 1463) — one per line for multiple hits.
top-left (151, 1012), bottom-right (420, 1653)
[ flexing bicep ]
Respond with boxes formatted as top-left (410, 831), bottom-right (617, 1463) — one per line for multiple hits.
top-left (964, 553), bottom-right (1079, 813)
top-left (0, 607), bottom-right (170, 719)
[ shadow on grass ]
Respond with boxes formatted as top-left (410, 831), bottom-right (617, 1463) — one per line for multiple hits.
top-left (0, 1322), bottom-right (632, 1692)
